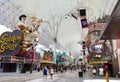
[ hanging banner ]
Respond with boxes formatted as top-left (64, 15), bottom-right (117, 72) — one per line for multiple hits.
top-left (81, 18), bottom-right (88, 28)
top-left (0, 30), bottom-right (22, 55)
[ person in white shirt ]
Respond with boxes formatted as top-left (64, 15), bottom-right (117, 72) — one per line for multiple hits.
top-left (92, 68), bottom-right (96, 77)
top-left (99, 67), bottom-right (104, 76)
top-left (49, 67), bottom-right (54, 79)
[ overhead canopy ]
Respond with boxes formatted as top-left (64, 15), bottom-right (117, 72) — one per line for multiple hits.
top-left (0, 0), bottom-right (118, 58)
top-left (100, 0), bottom-right (120, 39)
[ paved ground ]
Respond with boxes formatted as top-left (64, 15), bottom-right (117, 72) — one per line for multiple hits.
top-left (0, 71), bottom-right (43, 82)
top-left (0, 70), bottom-right (120, 82)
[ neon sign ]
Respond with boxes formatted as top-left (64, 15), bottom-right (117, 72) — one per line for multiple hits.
top-left (0, 30), bottom-right (22, 55)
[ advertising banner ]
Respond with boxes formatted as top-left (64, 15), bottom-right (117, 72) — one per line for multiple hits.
top-left (42, 51), bottom-right (53, 63)
top-left (81, 18), bottom-right (88, 28)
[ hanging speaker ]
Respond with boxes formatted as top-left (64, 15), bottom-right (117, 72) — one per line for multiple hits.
top-left (80, 9), bottom-right (86, 16)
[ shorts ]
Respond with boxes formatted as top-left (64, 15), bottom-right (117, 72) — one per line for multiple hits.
top-left (50, 73), bottom-right (53, 75)
top-left (93, 73), bottom-right (96, 75)
top-left (43, 72), bottom-right (47, 75)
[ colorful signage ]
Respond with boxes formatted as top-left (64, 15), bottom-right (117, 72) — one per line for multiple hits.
top-left (0, 30), bottom-right (22, 55)
top-left (3, 56), bottom-right (11, 62)
top-left (11, 56), bottom-right (24, 62)
top-left (42, 51), bottom-right (53, 63)
top-left (81, 18), bottom-right (88, 28)
top-left (56, 52), bottom-right (66, 65)
top-left (21, 50), bottom-right (40, 62)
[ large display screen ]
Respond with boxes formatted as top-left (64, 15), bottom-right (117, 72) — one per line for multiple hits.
top-left (92, 43), bottom-right (104, 54)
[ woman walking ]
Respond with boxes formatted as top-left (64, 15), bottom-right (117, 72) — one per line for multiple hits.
top-left (49, 67), bottom-right (54, 79)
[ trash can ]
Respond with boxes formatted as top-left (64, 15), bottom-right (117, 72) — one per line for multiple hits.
top-left (79, 71), bottom-right (83, 77)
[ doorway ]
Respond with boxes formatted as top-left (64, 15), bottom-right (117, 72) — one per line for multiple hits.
top-left (3, 63), bottom-right (17, 72)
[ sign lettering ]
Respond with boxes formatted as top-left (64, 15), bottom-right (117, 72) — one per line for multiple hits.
top-left (0, 30), bottom-right (22, 55)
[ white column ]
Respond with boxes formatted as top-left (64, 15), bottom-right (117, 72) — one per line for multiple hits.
top-left (53, 42), bottom-right (56, 64)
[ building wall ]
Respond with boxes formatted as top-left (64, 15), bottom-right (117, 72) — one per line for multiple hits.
top-left (116, 39), bottom-right (120, 72)
top-left (112, 40), bottom-right (119, 76)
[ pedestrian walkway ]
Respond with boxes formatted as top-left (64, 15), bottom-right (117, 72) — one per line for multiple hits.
top-left (82, 70), bottom-right (120, 82)
top-left (84, 79), bottom-right (120, 82)
top-left (26, 75), bottom-right (59, 82)
top-left (25, 70), bottom-right (120, 82)
top-left (0, 71), bottom-right (43, 82)
top-left (0, 70), bottom-right (120, 82)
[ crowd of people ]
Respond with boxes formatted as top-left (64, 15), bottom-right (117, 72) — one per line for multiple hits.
top-left (36, 64), bottom-right (108, 79)
top-left (42, 65), bottom-right (79, 79)
top-left (82, 66), bottom-right (106, 78)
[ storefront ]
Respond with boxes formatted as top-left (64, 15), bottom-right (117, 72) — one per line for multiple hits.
top-left (41, 51), bottom-right (54, 69)
top-left (100, 1), bottom-right (120, 76)
top-left (0, 56), bottom-right (24, 72)
top-left (0, 30), bottom-right (23, 72)
top-left (19, 48), bottom-right (40, 73)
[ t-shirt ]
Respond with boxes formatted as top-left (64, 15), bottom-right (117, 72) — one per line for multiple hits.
top-left (50, 68), bottom-right (54, 74)
top-left (92, 69), bottom-right (96, 73)
top-left (43, 68), bottom-right (47, 74)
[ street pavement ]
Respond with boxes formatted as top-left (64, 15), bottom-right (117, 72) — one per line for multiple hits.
top-left (0, 70), bottom-right (120, 82)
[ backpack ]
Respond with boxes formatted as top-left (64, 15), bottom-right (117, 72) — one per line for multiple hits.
top-left (43, 68), bottom-right (47, 73)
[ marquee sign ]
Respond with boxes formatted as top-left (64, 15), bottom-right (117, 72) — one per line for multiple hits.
top-left (89, 60), bottom-right (108, 64)
top-left (0, 30), bottom-right (22, 55)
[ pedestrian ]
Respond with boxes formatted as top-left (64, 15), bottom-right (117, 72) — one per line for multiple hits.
top-left (99, 67), bottom-right (104, 76)
top-left (60, 67), bottom-right (63, 74)
top-left (70, 66), bottom-right (72, 72)
top-left (43, 66), bottom-right (48, 79)
top-left (37, 64), bottom-right (40, 72)
top-left (49, 67), bottom-right (54, 79)
top-left (92, 68), bottom-right (97, 77)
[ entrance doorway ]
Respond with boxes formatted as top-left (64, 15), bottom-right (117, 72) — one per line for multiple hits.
top-left (3, 63), bottom-right (17, 72)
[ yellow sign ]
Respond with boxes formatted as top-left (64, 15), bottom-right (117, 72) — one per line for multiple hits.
top-left (89, 60), bottom-right (108, 64)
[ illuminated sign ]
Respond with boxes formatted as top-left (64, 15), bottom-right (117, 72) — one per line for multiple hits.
top-left (89, 60), bottom-right (108, 64)
top-left (81, 18), bottom-right (88, 28)
top-left (0, 30), bottom-right (22, 55)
